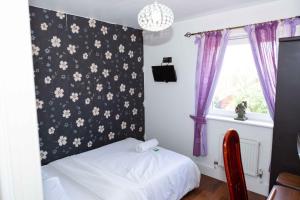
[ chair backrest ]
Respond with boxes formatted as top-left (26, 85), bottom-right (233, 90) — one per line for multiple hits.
top-left (223, 129), bottom-right (248, 200)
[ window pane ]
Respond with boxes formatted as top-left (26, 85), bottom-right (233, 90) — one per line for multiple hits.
top-left (212, 38), bottom-right (268, 114)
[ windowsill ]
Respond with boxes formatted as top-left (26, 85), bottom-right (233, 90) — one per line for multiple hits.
top-left (206, 114), bottom-right (274, 128)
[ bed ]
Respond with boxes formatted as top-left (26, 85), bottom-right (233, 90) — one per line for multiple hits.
top-left (42, 138), bottom-right (201, 200)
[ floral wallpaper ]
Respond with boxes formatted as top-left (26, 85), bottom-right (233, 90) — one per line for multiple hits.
top-left (29, 6), bottom-right (144, 165)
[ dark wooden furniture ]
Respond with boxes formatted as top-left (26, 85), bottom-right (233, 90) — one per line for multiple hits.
top-left (223, 129), bottom-right (248, 200)
top-left (270, 36), bottom-right (300, 190)
top-left (277, 172), bottom-right (300, 191)
top-left (267, 172), bottom-right (300, 199)
top-left (267, 185), bottom-right (300, 200)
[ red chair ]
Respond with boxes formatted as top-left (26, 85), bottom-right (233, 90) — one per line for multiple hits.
top-left (223, 129), bottom-right (248, 200)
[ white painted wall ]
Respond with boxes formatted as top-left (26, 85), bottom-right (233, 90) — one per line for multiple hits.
top-left (144, 0), bottom-right (300, 196)
top-left (0, 1), bottom-right (43, 200)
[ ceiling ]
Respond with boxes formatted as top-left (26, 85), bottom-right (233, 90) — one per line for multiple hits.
top-left (29, 0), bottom-right (277, 29)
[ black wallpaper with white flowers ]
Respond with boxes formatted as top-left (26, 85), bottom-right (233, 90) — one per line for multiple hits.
top-left (29, 6), bottom-right (144, 165)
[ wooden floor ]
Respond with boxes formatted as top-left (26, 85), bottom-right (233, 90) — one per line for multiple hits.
top-left (182, 175), bottom-right (266, 200)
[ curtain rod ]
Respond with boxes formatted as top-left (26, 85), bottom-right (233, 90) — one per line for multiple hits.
top-left (184, 16), bottom-right (300, 38)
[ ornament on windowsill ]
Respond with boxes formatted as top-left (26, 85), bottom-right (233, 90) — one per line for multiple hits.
top-left (234, 101), bottom-right (248, 121)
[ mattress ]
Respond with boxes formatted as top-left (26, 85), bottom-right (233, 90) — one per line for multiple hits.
top-left (42, 138), bottom-right (200, 200)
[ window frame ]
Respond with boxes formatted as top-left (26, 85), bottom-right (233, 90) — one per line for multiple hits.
top-left (208, 29), bottom-right (272, 123)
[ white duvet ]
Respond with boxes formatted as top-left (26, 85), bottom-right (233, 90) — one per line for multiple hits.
top-left (42, 138), bottom-right (200, 200)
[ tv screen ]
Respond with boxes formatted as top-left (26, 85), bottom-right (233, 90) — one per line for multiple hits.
top-left (152, 65), bottom-right (177, 82)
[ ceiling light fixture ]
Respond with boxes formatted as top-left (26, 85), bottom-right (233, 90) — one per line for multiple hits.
top-left (138, 1), bottom-right (174, 32)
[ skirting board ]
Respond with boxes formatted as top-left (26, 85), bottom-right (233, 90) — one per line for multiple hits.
top-left (194, 161), bottom-right (268, 196)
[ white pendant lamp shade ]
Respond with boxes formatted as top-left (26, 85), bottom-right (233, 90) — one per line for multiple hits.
top-left (138, 1), bottom-right (174, 32)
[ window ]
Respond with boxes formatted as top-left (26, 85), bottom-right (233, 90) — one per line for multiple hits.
top-left (211, 34), bottom-right (270, 121)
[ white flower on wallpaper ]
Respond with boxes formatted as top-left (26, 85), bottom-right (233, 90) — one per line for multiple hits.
top-left (58, 136), bottom-right (67, 146)
top-left (114, 75), bottom-right (119, 81)
top-left (96, 84), bottom-right (103, 92)
top-left (119, 44), bottom-right (125, 53)
top-left (32, 44), bottom-right (40, 56)
top-left (138, 57), bottom-right (142, 62)
top-left (88, 18), bottom-right (96, 28)
top-left (36, 99), bottom-right (44, 109)
top-left (54, 87), bottom-right (64, 98)
top-left (92, 107), bottom-right (100, 116)
top-left (67, 44), bottom-right (76, 54)
top-left (129, 88), bottom-right (135, 95)
top-left (56, 11), bottom-right (65, 19)
top-left (40, 22), bottom-right (48, 31)
top-left (87, 141), bottom-right (93, 148)
top-left (44, 76), bottom-right (51, 84)
top-left (106, 92), bottom-right (113, 101)
top-left (76, 118), bottom-right (84, 127)
top-left (102, 69), bottom-right (109, 78)
top-left (70, 23), bottom-right (80, 34)
top-left (138, 92), bottom-right (142, 98)
top-left (113, 34), bottom-right (117, 40)
top-left (98, 125), bottom-right (104, 133)
top-left (122, 26), bottom-right (128, 31)
top-left (59, 61), bottom-right (68, 70)
top-left (63, 109), bottom-right (71, 118)
top-left (120, 84), bottom-right (126, 92)
top-left (131, 34), bottom-right (136, 42)
top-left (104, 110), bottom-right (111, 118)
top-left (90, 63), bottom-right (98, 73)
top-left (130, 124), bottom-right (135, 131)
top-left (105, 51), bottom-right (112, 60)
top-left (123, 63), bottom-right (128, 71)
top-left (70, 92), bottom-right (79, 102)
top-left (108, 132), bottom-right (115, 140)
top-left (101, 26), bottom-right (108, 35)
top-left (94, 40), bottom-right (101, 48)
top-left (51, 36), bottom-right (61, 47)
top-left (115, 114), bottom-right (120, 120)
top-left (132, 108), bottom-right (138, 116)
top-left (73, 138), bottom-right (81, 147)
top-left (40, 151), bottom-right (48, 160)
top-left (48, 127), bottom-right (55, 135)
top-left (85, 98), bottom-right (91, 104)
top-left (121, 121), bottom-right (127, 129)
top-left (139, 127), bottom-right (143, 132)
top-left (124, 101), bottom-right (129, 108)
top-left (73, 72), bottom-right (82, 82)
top-left (128, 50), bottom-right (134, 58)
top-left (83, 53), bottom-right (88, 60)
top-left (131, 72), bottom-right (137, 79)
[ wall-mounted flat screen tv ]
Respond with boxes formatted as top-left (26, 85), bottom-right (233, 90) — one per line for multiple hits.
top-left (152, 65), bottom-right (177, 82)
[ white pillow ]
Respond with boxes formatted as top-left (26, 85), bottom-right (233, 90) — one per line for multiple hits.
top-left (43, 177), bottom-right (70, 200)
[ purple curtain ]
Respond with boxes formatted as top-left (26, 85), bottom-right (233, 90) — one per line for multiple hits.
top-left (245, 22), bottom-right (278, 119)
top-left (246, 19), bottom-right (299, 119)
top-left (191, 30), bottom-right (229, 156)
top-left (283, 18), bottom-right (300, 37)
